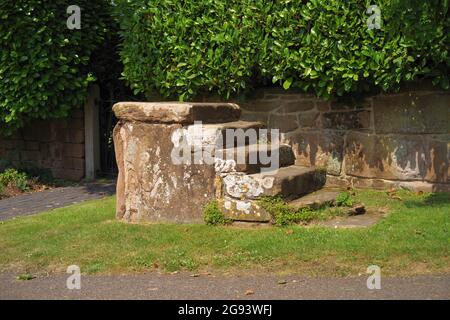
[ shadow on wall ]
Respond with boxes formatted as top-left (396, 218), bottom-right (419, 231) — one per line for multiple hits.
top-left (291, 130), bottom-right (345, 176)
top-left (344, 132), bottom-right (449, 184)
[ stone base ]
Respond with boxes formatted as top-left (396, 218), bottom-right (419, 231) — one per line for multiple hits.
top-left (218, 197), bottom-right (272, 222)
top-left (114, 121), bottom-right (216, 223)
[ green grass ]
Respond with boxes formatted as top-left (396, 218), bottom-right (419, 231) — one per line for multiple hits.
top-left (0, 190), bottom-right (448, 276)
top-left (258, 195), bottom-right (350, 226)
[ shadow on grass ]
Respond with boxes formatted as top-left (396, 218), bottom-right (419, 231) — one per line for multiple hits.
top-left (403, 192), bottom-right (450, 209)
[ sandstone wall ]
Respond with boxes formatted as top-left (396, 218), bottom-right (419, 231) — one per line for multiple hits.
top-left (226, 88), bottom-right (449, 192)
top-left (0, 108), bottom-right (86, 181)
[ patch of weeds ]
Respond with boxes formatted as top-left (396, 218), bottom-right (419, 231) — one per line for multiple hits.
top-left (132, 256), bottom-right (154, 269)
top-left (203, 200), bottom-right (231, 226)
top-left (0, 168), bottom-right (29, 193)
top-left (16, 273), bottom-right (36, 281)
top-left (0, 167), bottom-right (72, 199)
top-left (336, 192), bottom-right (354, 207)
top-left (163, 249), bottom-right (198, 272)
top-left (259, 196), bottom-right (318, 226)
top-left (179, 258), bottom-right (198, 271)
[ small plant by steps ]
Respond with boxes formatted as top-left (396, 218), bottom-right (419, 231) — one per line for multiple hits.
top-left (0, 167), bottom-right (66, 200)
top-left (336, 192), bottom-right (354, 207)
top-left (0, 169), bottom-right (29, 195)
top-left (203, 201), bottom-right (232, 226)
top-left (258, 196), bottom-right (349, 227)
top-left (259, 196), bottom-right (315, 226)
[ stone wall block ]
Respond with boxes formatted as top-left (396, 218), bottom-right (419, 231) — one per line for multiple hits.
top-left (268, 114), bottom-right (299, 133)
top-left (51, 168), bottom-right (84, 181)
top-left (25, 141), bottom-right (39, 151)
top-left (67, 118), bottom-right (84, 130)
top-left (288, 130), bottom-right (344, 175)
top-left (297, 111), bottom-right (320, 129)
top-left (330, 96), bottom-right (372, 111)
top-left (4, 140), bottom-right (25, 150)
top-left (240, 111), bottom-right (269, 124)
top-left (239, 99), bottom-right (282, 113)
top-left (63, 143), bottom-right (84, 159)
top-left (63, 129), bottom-right (85, 144)
top-left (280, 100), bottom-right (315, 113)
top-left (321, 110), bottom-right (371, 130)
top-left (1, 104), bottom-right (87, 181)
top-left (344, 131), bottom-right (448, 183)
top-left (316, 101), bottom-right (330, 112)
top-left (373, 93), bottom-right (450, 134)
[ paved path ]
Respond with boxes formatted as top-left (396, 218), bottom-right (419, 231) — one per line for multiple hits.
top-left (0, 183), bottom-right (116, 221)
top-left (0, 272), bottom-right (448, 300)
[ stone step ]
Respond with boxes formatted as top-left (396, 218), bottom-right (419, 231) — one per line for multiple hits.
top-left (215, 143), bottom-right (295, 174)
top-left (288, 190), bottom-right (341, 210)
top-left (202, 121), bottom-right (267, 148)
top-left (218, 197), bottom-right (272, 222)
top-left (221, 165), bottom-right (326, 201)
top-left (181, 121), bottom-right (267, 150)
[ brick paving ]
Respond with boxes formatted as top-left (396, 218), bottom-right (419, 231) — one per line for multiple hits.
top-left (0, 183), bottom-right (116, 221)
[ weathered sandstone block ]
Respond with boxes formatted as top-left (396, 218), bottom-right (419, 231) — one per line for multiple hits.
top-left (114, 121), bottom-right (216, 223)
top-left (268, 114), bottom-right (299, 133)
top-left (287, 130), bottom-right (344, 175)
top-left (113, 102), bottom-right (241, 124)
top-left (218, 196), bottom-right (272, 222)
top-left (372, 93), bottom-right (450, 134)
top-left (321, 110), bottom-right (371, 130)
top-left (221, 166), bottom-right (325, 199)
top-left (344, 131), bottom-right (449, 183)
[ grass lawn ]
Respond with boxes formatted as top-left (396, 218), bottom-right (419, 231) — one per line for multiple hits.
top-left (0, 190), bottom-right (448, 277)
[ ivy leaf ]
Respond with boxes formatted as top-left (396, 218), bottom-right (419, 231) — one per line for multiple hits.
top-left (283, 78), bottom-right (293, 90)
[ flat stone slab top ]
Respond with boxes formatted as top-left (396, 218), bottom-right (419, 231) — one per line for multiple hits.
top-left (246, 165), bottom-right (326, 198)
top-left (217, 143), bottom-right (296, 173)
top-left (113, 101), bottom-right (241, 124)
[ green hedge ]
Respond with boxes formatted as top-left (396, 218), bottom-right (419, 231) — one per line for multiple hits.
top-left (115, 0), bottom-right (449, 100)
top-left (1, 0), bottom-right (447, 133)
top-left (0, 1), bottom-right (113, 135)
